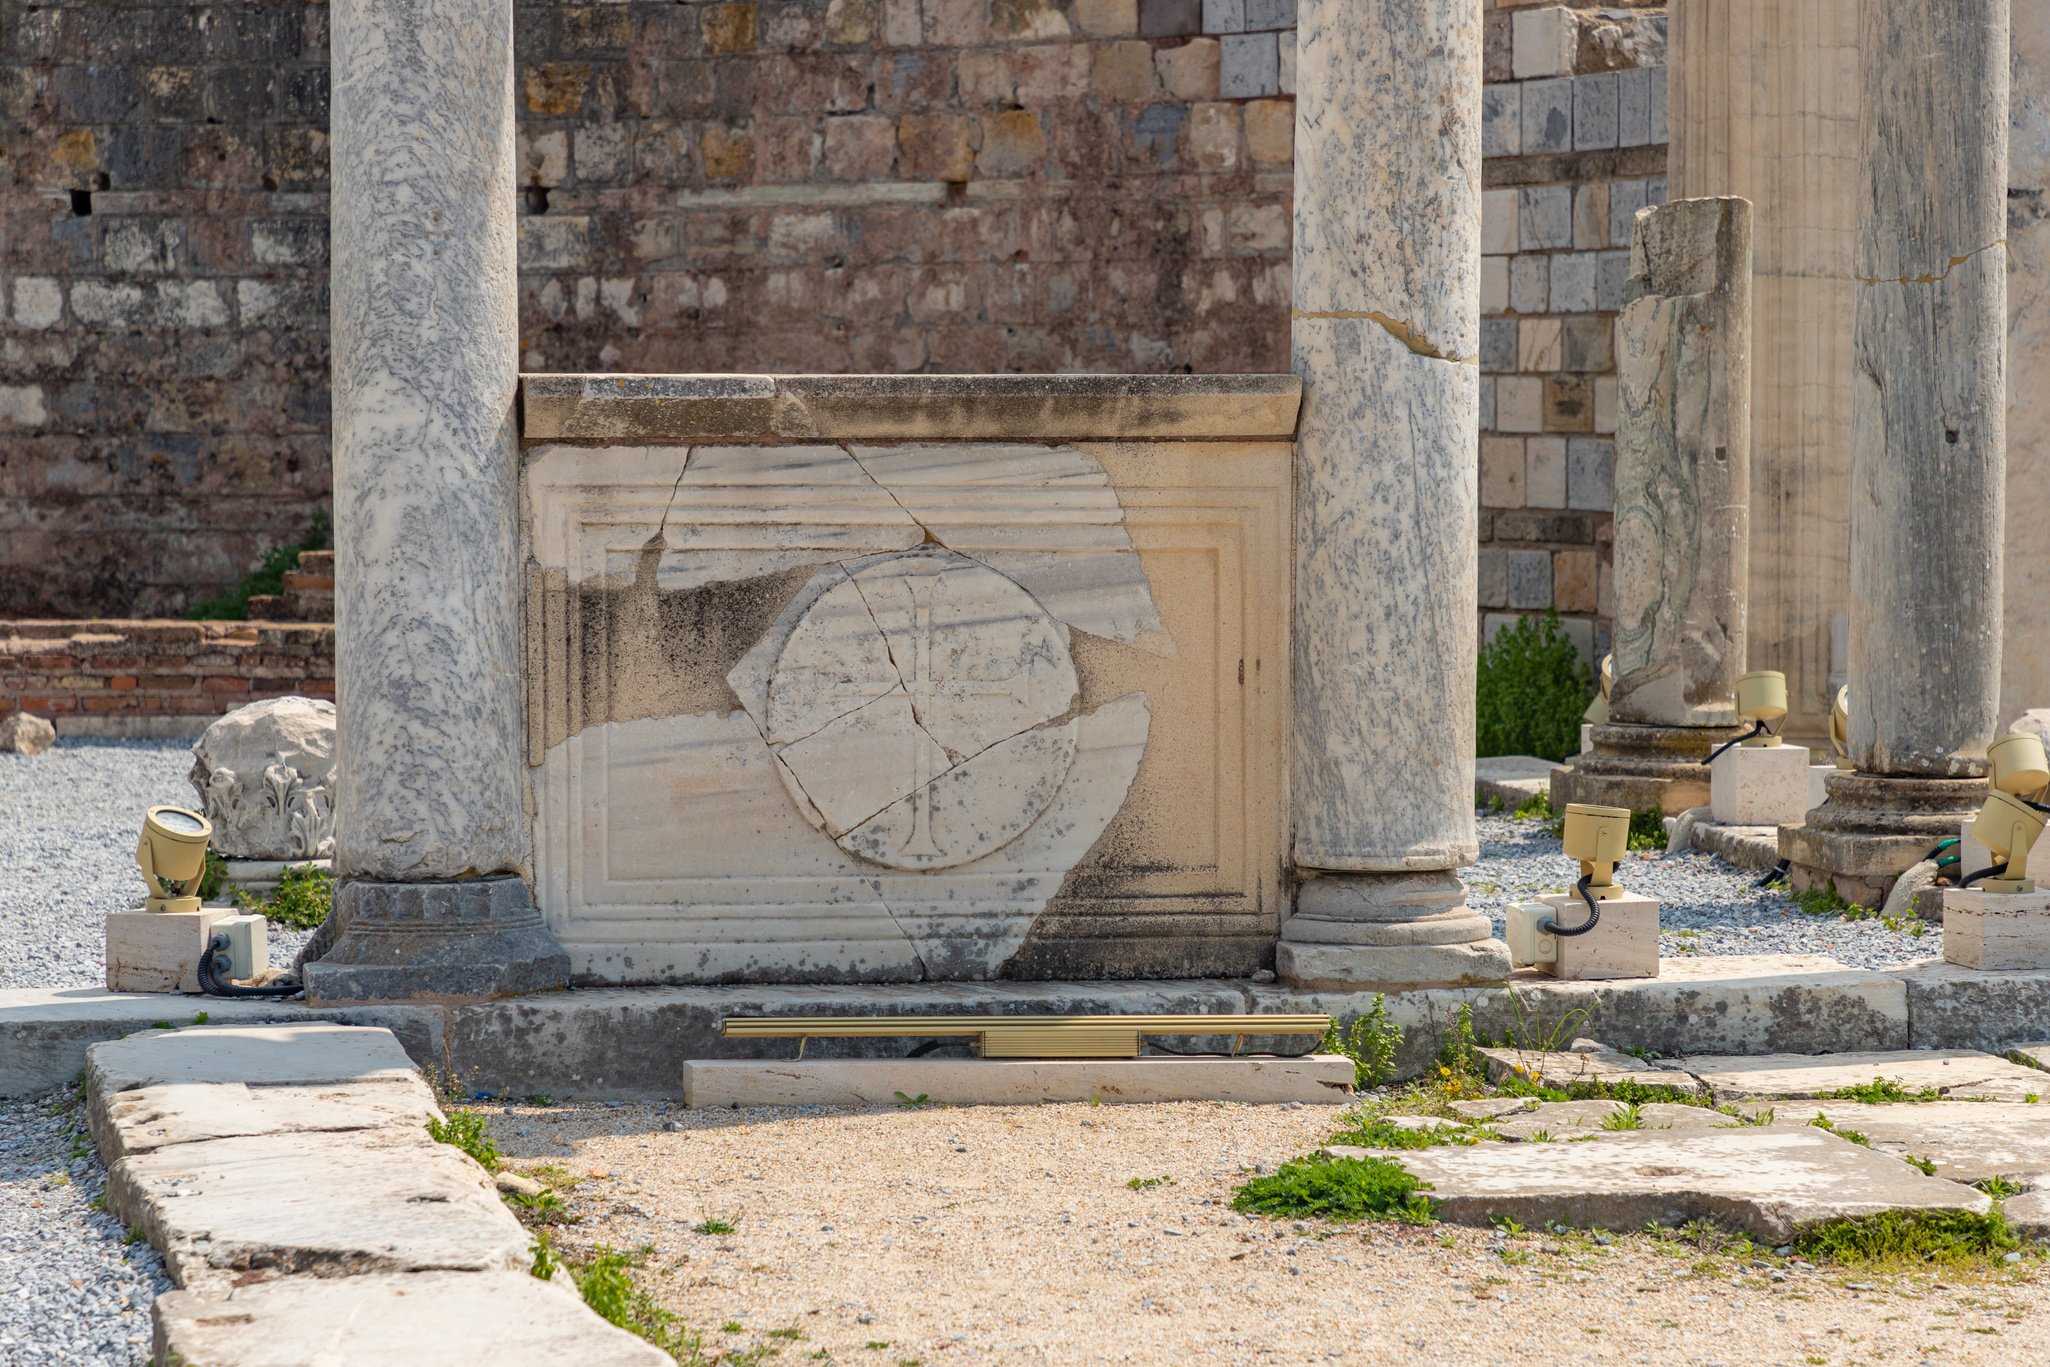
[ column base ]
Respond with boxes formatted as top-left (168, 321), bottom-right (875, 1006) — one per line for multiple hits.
top-left (302, 875), bottom-right (570, 1007)
top-left (1277, 871), bottom-right (1511, 991)
top-left (1780, 771), bottom-right (1987, 908)
top-left (1548, 721), bottom-right (1751, 815)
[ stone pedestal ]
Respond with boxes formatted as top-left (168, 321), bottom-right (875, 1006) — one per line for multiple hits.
top-left (1550, 721), bottom-right (1747, 815)
top-left (1710, 744), bottom-right (1813, 828)
top-left (310, 0), bottom-right (566, 1005)
top-left (1535, 892), bottom-right (1660, 982)
top-left (1279, 0), bottom-right (1507, 989)
top-left (1788, 0), bottom-right (2009, 902)
top-left (1782, 773), bottom-right (1988, 909)
top-left (107, 909), bottom-right (228, 994)
top-left (1943, 889), bottom-right (2050, 970)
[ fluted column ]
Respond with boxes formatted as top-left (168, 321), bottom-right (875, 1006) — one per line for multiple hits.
top-left (1782, 0), bottom-right (2008, 906)
top-left (1278, 0), bottom-right (1508, 990)
top-left (306, 0), bottom-right (568, 1004)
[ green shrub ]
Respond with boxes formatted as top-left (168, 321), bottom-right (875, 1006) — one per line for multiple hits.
top-left (1321, 995), bottom-right (1403, 1089)
top-left (1232, 1154), bottom-right (1436, 1224)
top-left (1627, 807), bottom-right (1666, 851)
top-left (233, 863), bottom-right (332, 930)
top-left (1476, 612), bottom-right (1594, 762)
top-left (188, 509), bottom-right (330, 620)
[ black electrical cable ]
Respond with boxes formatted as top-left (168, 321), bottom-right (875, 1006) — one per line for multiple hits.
top-left (1960, 864), bottom-right (2012, 890)
top-left (1754, 858), bottom-right (1791, 888)
top-left (1539, 873), bottom-right (1602, 938)
top-left (1705, 720), bottom-right (1770, 766)
top-left (197, 932), bottom-right (300, 998)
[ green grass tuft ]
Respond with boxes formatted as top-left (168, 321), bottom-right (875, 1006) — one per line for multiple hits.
top-left (552, 1243), bottom-right (706, 1362)
top-left (1793, 1209), bottom-right (2019, 1267)
top-left (693, 1216), bottom-right (737, 1235)
top-left (1817, 1076), bottom-right (1942, 1104)
top-left (1808, 1113), bottom-right (1870, 1147)
top-left (426, 1109), bottom-right (501, 1171)
top-left (1321, 993), bottom-right (1404, 1089)
top-left (233, 862), bottom-right (333, 930)
top-left (1232, 1153), bottom-right (1436, 1224)
top-left (1326, 1117), bottom-right (1482, 1150)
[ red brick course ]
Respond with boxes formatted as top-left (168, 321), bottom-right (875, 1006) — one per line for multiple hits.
top-left (0, 620), bottom-right (334, 733)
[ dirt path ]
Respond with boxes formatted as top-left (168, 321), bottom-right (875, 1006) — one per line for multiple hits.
top-left (487, 1099), bottom-right (2045, 1366)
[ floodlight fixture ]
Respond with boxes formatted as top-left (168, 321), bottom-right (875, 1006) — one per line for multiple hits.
top-left (1968, 790), bottom-right (2047, 895)
top-left (1988, 733), bottom-right (2050, 801)
top-left (1562, 802), bottom-right (1631, 901)
top-left (136, 805), bottom-right (213, 914)
top-left (1733, 670), bottom-right (1788, 746)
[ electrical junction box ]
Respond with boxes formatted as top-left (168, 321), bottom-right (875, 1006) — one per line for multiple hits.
top-left (210, 912), bottom-right (269, 981)
top-left (1505, 901), bottom-right (1558, 967)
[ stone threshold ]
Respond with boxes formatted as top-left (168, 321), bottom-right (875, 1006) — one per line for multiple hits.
top-left (519, 371), bottom-right (1303, 444)
top-left (10, 955), bottom-right (2050, 1102)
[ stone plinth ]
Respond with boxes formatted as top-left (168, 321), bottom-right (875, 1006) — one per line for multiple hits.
top-left (522, 384), bottom-right (1295, 983)
top-left (1550, 721), bottom-right (1747, 815)
top-left (1535, 892), bottom-right (1659, 982)
top-left (317, 0), bottom-right (567, 1003)
top-left (1710, 744), bottom-right (1813, 827)
top-left (106, 910), bottom-right (229, 995)
top-left (1782, 772), bottom-right (1988, 908)
top-left (1281, 0), bottom-right (1507, 989)
top-left (1942, 889), bottom-right (2050, 971)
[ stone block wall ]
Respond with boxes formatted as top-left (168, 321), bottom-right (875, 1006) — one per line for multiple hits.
top-left (0, 621), bottom-right (334, 737)
top-left (1477, 0), bottom-right (1666, 666)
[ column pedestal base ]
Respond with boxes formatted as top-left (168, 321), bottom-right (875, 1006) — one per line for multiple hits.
top-left (302, 875), bottom-right (569, 1007)
top-left (1277, 871), bottom-right (1511, 991)
top-left (1549, 721), bottom-right (1750, 815)
top-left (1780, 771), bottom-right (1988, 908)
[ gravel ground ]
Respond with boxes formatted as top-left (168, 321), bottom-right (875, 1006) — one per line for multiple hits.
top-left (0, 1088), bottom-right (169, 1367)
top-left (0, 738), bottom-right (313, 989)
top-left (495, 1098), bottom-right (2047, 1367)
top-left (1461, 810), bottom-right (1942, 969)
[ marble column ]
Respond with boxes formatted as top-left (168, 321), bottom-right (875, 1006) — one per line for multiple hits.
top-left (305, 0), bottom-right (568, 1004)
top-left (1552, 198), bottom-right (1753, 814)
top-left (2004, 0), bottom-right (2050, 723)
top-left (1278, 0), bottom-right (1509, 990)
top-left (1782, 0), bottom-right (2008, 907)
top-left (1668, 0), bottom-right (1861, 744)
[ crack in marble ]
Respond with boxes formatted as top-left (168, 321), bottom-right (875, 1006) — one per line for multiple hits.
top-left (873, 891), bottom-right (932, 980)
top-left (1856, 238), bottom-right (2008, 286)
top-left (653, 445), bottom-right (696, 542)
top-left (1291, 309), bottom-right (1478, 366)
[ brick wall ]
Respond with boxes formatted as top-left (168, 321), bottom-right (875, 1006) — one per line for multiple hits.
top-left (0, 0), bottom-right (1298, 618)
top-left (1478, 0), bottom-right (1666, 667)
top-left (0, 620), bottom-right (334, 736)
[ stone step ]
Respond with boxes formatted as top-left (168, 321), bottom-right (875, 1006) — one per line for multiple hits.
top-left (682, 1054), bottom-right (1356, 1108)
top-left (152, 1272), bottom-right (672, 1367)
top-left (1327, 1125), bottom-right (1989, 1242)
top-left (280, 569), bottom-right (333, 593)
top-left (1682, 1048), bottom-right (2050, 1104)
top-left (294, 549), bottom-right (334, 573)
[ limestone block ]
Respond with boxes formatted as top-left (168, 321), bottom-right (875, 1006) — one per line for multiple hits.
top-left (188, 695), bottom-right (335, 860)
top-left (1484, 1100), bottom-right (1728, 1141)
top-left (0, 710), bottom-right (55, 754)
top-left (1898, 960), bottom-right (2050, 1052)
top-left (105, 910), bottom-right (228, 994)
top-left (1537, 891), bottom-right (1659, 981)
top-left (1709, 743), bottom-right (1813, 827)
top-left (1943, 889), bottom-right (2050, 971)
top-left (105, 1127), bottom-right (529, 1294)
top-left (86, 1022), bottom-right (420, 1094)
top-left (524, 436), bottom-right (1289, 983)
top-left (1683, 1048), bottom-right (2049, 1104)
top-left (1327, 1126), bottom-right (1987, 1241)
top-left (92, 1077), bottom-right (439, 1163)
top-left (152, 1272), bottom-right (673, 1367)
top-left (681, 1055), bottom-right (1355, 1108)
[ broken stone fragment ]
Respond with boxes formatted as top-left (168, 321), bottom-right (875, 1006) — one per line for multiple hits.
top-left (0, 710), bottom-right (55, 755)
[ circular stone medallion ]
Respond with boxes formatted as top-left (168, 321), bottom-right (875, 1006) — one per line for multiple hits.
top-left (767, 550), bottom-right (1080, 871)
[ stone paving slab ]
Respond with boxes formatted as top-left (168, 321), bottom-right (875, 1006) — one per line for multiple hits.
top-left (105, 1125), bottom-right (530, 1295)
top-left (1683, 1049), bottom-right (2050, 1103)
top-left (1894, 961), bottom-right (2050, 1052)
top-left (1476, 1041), bottom-right (1705, 1093)
top-left (1762, 1101), bottom-right (2050, 1184)
top-left (1327, 1127), bottom-right (1989, 1242)
top-left (92, 1077), bottom-right (440, 1162)
top-left (88, 1022), bottom-right (420, 1095)
top-left (151, 1270), bottom-right (672, 1366)
top-left (1483, 1100), bottom-right (1735, 1141)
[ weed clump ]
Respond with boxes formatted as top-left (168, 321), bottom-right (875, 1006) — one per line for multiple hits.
top-left (426, 1109), bottom-right (501, 1171)
top-left (1233, 1154), bottom-right (1436, 1224)
top-left (233, 862), bottom-right (333, 930)
top-left (1322, 995), bottom-right (1404, 1089)
top-left (1793, 1209), bottom-right (2018, 1267)
top-left (534, 1235), bottom-right (706, 1362)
